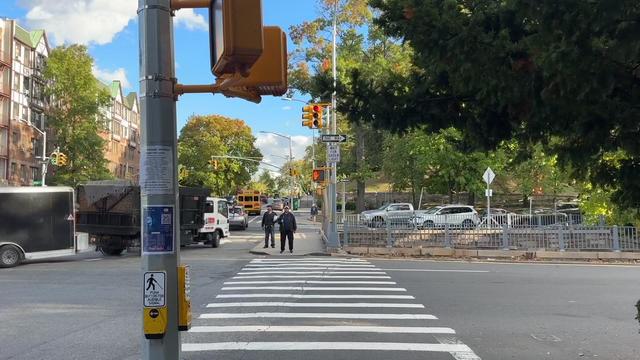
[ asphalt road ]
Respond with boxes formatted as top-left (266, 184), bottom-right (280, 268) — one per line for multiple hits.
top-left (1, 217), bottom-right (639, 360)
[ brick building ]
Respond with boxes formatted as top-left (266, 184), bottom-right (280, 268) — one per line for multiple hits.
top-left (0, 19), bottom-right (140, 186)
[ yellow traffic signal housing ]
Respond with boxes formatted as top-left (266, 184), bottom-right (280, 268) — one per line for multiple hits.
top-left (210, 0), bottom-right (264, 77)
top-left (57, 153), bottom-right (68, 166)
top-left (224, 26), bottom-right (288, 97)
top-left (302, 104), bottom-right (324, 129)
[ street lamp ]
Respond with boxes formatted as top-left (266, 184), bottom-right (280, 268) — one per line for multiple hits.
top-left (260, 131), bottom-right (294, 207)
top-left (281, 96), bottom-right (308, 104)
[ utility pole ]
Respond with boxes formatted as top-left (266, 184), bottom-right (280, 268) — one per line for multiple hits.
top-left (139, 0), bottom-right (180, 358)
top-left (326, 1), bottom-right (340, 248)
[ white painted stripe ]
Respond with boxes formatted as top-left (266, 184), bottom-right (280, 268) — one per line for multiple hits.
top-left (248, 216), bottom-right (261, 224)
top-left (233, 275), bottom-right (391, 279)
top-left (189, 325), bottom-right (455, 334)
top-left (382, 268), bottom-right (490, 273)
top-left (224, 280), bottom-right (397, 285)
top-left (199, 313), bottom-right (437, 320)
top-left (246, 262), bottom-right (376, 268)
top-left (206, 302), bottom-right (424, 308)
top-left (240, 267), bottom-right (384, 271)
top-left (252, 258), bottom-right (366, 261)
top-left (182, 342), bottom-right (470, 352)
top-left (251, 260), bottom-right (369, 264)
top-left (238, 271), bottom-right (386, 275)
top-left (435, 335), bottom-right (482, 360)
top-left (216, 294), bottom-right (416, 299)
top-left (221, 286), bottom-right (407, 292)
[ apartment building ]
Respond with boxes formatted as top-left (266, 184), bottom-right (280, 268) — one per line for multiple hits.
top-left (0, 19), bottom-right (48, 186)
top-left (0, 19), bottom-right (141, 186)
top-left (100, 80), bottom-right (141, 182)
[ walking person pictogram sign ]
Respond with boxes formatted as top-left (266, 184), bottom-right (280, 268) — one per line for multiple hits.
top-left (144, 271), bottom-right (166, 307)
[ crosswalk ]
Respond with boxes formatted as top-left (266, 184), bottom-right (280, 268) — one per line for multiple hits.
top-left (182, 257), bottom-right (481, 359)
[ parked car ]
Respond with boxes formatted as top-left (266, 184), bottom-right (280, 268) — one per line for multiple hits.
top-left (360, 203), bottom-right (415, 227)
top-left (272, 198), bottom-right (284, 211)
top-left (229, 206), bottom-right (249, 230)
top-left (413, 205), bottom-right (479, 229)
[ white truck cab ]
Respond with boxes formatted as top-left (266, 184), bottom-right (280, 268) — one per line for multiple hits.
top-left (199, 197), bottom-right (230, 248)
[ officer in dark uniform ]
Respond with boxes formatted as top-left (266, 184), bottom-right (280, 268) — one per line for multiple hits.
top-left (261, 205), bottom-right (277, 248)
top-left (277, 206), bottom-right (297, 254)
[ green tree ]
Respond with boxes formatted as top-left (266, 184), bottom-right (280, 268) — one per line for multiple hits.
top-left (257, 170), bottom-right (277, 195)
top-left (44, 45), bottom-right (112, 186)
top-left (178, 115), bottom-right (262, 195)
top-left (348, 0), bottom-right (640, 209)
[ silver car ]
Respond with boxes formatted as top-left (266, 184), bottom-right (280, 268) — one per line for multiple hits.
top-left (229, 206), bottom-right (249, 230)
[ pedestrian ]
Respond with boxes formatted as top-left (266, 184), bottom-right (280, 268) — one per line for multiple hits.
top-left (310, 203), bottom-right (318, 222)
top-left (277, 205), bottom-right (297, 254)
top-left (261, 205), bottom-right (277, 248)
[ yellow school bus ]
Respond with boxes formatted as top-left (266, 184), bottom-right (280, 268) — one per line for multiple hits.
top-left (237, 190), bottom-right (262, 215)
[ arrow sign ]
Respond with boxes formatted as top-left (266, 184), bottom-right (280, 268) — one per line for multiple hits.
top-left (483, 167), bottom-right (496, 185)
top-left (321, 134), bottom-right (347, 143)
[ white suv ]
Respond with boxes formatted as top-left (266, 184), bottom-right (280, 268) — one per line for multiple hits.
top-left (413, 205), bottom-right (479, 229)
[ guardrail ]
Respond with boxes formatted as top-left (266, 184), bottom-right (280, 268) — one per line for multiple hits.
top-left (340, 214), bottom-right (639, 252)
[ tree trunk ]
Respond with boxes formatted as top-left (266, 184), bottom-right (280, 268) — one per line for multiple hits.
top-left (355, 129), bottom-right (366, 213)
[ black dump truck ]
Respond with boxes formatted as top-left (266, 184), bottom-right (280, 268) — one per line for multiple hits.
top-left (76, 181), bottom-right (210, 255)
top-left (0, 187), bottom-right (76, 268)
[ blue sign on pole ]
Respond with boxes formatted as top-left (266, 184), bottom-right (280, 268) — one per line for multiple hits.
top-left (143, 205), bottom-right (175, 254)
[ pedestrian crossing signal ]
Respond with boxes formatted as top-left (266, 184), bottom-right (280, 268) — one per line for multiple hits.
top-left (312, 168), bottom-right (326, 183)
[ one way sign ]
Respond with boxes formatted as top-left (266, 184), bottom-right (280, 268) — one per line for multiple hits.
top-left (321, 134), bottom-right (347, 143)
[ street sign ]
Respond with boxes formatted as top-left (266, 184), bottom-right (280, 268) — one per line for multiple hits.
top-left (483, 167), bottom-right (496, 184)
top-left (327, 143), bottom-right (340, 163)
top-left (485, 189), bottom-right (493, 197)
top-left (321, 134), bottom-right (347, 143)
top-left (142, 205), bottom-right (175, 255)
top-left (144, 271), bottom-right (166, 307)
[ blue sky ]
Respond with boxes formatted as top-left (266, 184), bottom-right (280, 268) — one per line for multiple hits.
top-left (0, 0), bottom-right (321, 170)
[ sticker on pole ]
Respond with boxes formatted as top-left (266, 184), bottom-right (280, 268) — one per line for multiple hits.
top-left (142, 205), bottom-right (175, 254)
top-left (143, 271), bottom-right (166, 307)
top-left (140, 145), bottom-right (174, 195)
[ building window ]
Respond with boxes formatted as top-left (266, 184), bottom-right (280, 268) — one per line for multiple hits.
top-left (31, 167), bottom-right (39, 181)
top-left (20, 164), bottom-right (27, 181)
top-left (0, 158), bottom-right (6, 179)
top-left (12, 131), bottom-right (19, 144)
top-left (10, 162), bottom-right (16, 177)
top-left (21, 106), bottom-right (28, 121)
top-left (23, 76), bottom-right (30, 92)
top-left (31, 137), bottom-right (37, 155)
top-left (12, 101), bottom-right (19, 119)
top-left (0, 129), bottom-right (7, 156)
top-left (13, 72), bottom-right (20, 90)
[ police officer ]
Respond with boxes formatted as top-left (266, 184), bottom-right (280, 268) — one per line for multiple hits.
top-left (277, 206), bottom-right (297, 254)
top-left (261, 205), bottom-right (277, 248)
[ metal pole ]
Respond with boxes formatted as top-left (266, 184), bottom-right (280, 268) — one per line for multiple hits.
top-left (342, 181), bottom-right (346, 214)
top-left (139, 0), bottom-right (180, 358)
top-left (486, 181), bottom-right (491, 229)
top-left (41, 131), bottom-right (46, 186)
top-left (289, 136), bottom-right (294, 207)
top-left (327, 2), bottom-right (339, 248)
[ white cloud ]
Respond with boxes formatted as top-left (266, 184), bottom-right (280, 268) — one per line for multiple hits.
top-left (255, 133), bottom-right (313, 175)
top-left (281, 106), bottom-right (292, 111)
top-left (174, 9), bottom-right (208, 31)
top-left (92, 65), bottom-right (131, 89)
top-left (22, 0), bottom-right (138, 45)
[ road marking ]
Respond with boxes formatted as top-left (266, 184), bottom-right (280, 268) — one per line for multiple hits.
top-left (237, 271), bottom-right (387, 275)
top-left (248, 216), bottom-right (261, 224)
top-left (239, 267), bottom-right (383, 271)
top-left (224, 280), bottom-right (397, 285)
top-left (182, 342), bottom-right (471, 352)
top-left (381, 269), bottom-right (490, 273)
top-left (251, 259), bottom-right (368, 263)
top-left (199, 313), bottom-right (437, 320)
top-left (233, 275), bottom-right (391, 279)
top-left (83, 258), bottom-right (103, 262)
top-left (189, 325), bottom-right (455, 334)
top-left (216, 294), bottom-right (416, 299)
top-left (221, 286), bottom-right (407, 292)
top-left (434, 335), bottom-right (483, 360)
top-left (206, 302), bottom-right (425, 308)
top-left (245, 264), bottom-right (376, 268)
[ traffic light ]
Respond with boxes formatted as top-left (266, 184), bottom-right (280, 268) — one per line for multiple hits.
top-left (57, 153), bottom-right (68, 166)
top-left (210, 0), bottom-right (264, 77)
top-left (209, 159), bottom-right (219, 170)
top-left (302, 104), bottom-right (323, 129)
top-left (50, 152), bottom-right (58, 166)
top-left (312, 168), bottom-right (326, 184)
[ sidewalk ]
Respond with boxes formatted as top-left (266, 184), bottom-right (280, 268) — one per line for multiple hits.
top-left (250, 211), bottom-right (326, 256)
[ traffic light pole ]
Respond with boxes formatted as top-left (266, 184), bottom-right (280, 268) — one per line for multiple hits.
top-left (326, 2), bottom-right (340, 248)
top-left (139, 0), bottom-right (180, 358)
